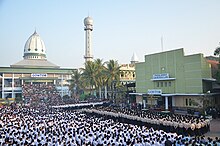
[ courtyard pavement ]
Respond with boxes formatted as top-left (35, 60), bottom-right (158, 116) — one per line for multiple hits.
top-left (205, 118), bottom-right (220, 138)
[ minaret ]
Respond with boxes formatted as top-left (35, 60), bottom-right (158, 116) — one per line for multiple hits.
top-left (84, 16), bottom-right (93, 62)
top-left (131, 52), bottom-right (139, 65)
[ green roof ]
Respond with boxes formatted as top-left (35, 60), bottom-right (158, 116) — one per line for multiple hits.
top-left (0, 67), bottom-right (75, 74)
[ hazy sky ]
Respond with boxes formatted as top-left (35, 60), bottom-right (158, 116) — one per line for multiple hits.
top-left (0, 0), bottom-right (220, 68)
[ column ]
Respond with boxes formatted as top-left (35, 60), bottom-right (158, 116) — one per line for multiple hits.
top-left (21, 74), bottom-right (24, 85)
top-left (61, 74), bottom-right (63, 97)
top-left (105, 86), bottom-right (107, 99)
top-left (12, 73), bottom-right (14, 98)
top-left (143, 99), bottom-right (146, 109)
top-left (165, 96), bottom-right (168, 110)
top-left (53, 74), bottom-right (56, 85)
top-left (2, 73), bottom-right (4, 98)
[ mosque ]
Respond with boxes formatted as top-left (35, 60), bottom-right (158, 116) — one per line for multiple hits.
top-left (0, 30), bottom-right (74, 99)
top-left (0, 16), bottom-right (138, 101)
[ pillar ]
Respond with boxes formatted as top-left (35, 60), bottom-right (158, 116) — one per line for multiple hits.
top-left (143, 99), bottom-right (146, 109)
top-left (165, 96), bottom-right (168, 110)
top-left (2, 73), bottom-right (4, 98)
top-left (12, 73), bottom-right (14, 98)
top-left (61, 74), bottom-right (63, 97)
top-left (105, 86), bottom-right (107, 99)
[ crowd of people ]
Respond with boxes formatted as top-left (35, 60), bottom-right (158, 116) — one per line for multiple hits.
top-left (82, 106), bottom-right (211, 137)
top-left (0, 83), bottom-right (216, 145)
top-left (22, 83), bottom-right (107, 108)
top-left (22, 84), bottom-right (64, 107)
top-left (0, 106), bottom-right (219, 146)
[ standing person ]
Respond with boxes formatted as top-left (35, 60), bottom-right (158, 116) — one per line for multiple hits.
top-left (165, 137), bottom-right (172, 146)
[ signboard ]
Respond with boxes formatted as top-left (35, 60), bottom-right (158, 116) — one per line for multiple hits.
top-left (148, 89), bottom-right (162, 95)
top-left (153, 73), bottom-right (169, 79)
top-left (31, 73), bottom-right (48, 78)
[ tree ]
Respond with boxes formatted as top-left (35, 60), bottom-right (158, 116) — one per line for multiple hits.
top-left (94, 59), bottom-right (106, 98)
top-left (105, 60), bottom-right (121, 100)
top-left (214, 43), bottom-right (220, 82)
top-left (70, 69), bottom-right (82, 97)
top-left (81, 61), bottom-right (98, 96)
top-left (77, 59), bottom-right (122, 101)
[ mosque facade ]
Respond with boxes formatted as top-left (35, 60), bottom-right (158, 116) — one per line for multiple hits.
top-left (133, 48), bottom-right (219, 111)
top-left (0, 31), bottom-right (74, 99)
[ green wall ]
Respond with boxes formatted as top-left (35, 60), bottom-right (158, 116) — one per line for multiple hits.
top-left (136, 48), bottom-right (212, 94)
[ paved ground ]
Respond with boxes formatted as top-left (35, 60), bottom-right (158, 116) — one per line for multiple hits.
top-left (205, 118), bottom-right (220, 138)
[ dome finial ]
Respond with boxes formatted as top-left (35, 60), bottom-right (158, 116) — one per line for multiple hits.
top-left (34, 27), bottom-right (37, 34)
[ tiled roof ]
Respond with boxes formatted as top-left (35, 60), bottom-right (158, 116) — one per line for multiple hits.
top-left (10, 59), bottom-right (60, 68)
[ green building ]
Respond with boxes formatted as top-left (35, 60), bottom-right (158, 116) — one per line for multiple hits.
top-left (0, 31), bottom-right (74, 99)
top-left (134, 48), bottom-right (218, 111)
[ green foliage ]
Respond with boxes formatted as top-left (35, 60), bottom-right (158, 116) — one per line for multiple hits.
top-left (214, 46), bottom-right (220, 82)
top-left (215, 70), bottom-right (220, 83)
top-left (70, 69), bottom-right (83, 97)
top-left (80, 94), bottom-right (87, 101)
top-left (70, 58), bottom-right (121, 100)
top-left (15, 96), bottom-right (23, 103)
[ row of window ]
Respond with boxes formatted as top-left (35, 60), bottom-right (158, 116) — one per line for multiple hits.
top-left (26, 56), bottom-right (40, 59)
top-left (186, 98), bottom-right (192, 106)
top-left (156, 81), bottom-right (172, 87)
top-left (120, 72), bottom-right (135, 78)
top-left (26, 48), bottom-right (44, 52)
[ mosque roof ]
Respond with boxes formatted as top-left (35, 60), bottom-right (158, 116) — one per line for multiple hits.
top-left (10, 30), bottom-right (59, 68)
top-left (24, 30), bottom-right (47, 59)
top-left (11, 59), bottom-right (60, 68)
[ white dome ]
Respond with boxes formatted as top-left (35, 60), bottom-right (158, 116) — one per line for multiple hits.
top-left (84, 16), bottom-right (93, 26)
top-left (24, 31), bottom-right (46, 59)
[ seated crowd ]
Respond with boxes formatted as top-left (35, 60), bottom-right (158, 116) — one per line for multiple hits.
top-left (22, 84), bottom-right (64, 107)
top-left (22, 83), bottom-right (106, 108)
top-left (0, 106), bottom-right (219, 146)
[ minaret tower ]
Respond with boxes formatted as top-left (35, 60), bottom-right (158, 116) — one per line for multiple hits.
top-left (131, 52), bottom-right (139, 65)
top-left (84, 16), bottom-right (94, 62)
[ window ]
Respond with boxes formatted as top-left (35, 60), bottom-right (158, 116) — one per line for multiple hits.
top-left (189, 99), bottom-right (192, 106)
top-left (133, 73), bottom-right (135, 78)
top-left (186, 98), bottom-right (188, 106)
top-left (165, 82), bottom-right (167, 87)
top-left (157, 82), bottom-right (159, 87)
top-left (160, 82), bottom-right (163, 87)
top-left (121, 72), bottom-right (124, 77)
top-left (169, 81), bottom-right (171, 86)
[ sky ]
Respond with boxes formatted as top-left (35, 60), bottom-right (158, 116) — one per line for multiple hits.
top-left (0, 0), bottom-right (220, 68)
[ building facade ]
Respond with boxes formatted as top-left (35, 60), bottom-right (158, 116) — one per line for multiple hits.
top-left (134, 48), bottom-right (218, 111)
top-left (0, 31), bottom-right (74, 99)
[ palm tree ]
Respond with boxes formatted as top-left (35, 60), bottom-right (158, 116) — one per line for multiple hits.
top-left (214, 42), bottom-right (220, 81)
top-left (70, 69), bottom-right (82, 98)
top-left (81, 61), bottom-right (98, 96)
top-left (105, 60), bottom-right (121, 100)
top-left (214, 43), bottom-right (220, 62)
top-left (94, 59), bottom-right (106, 98)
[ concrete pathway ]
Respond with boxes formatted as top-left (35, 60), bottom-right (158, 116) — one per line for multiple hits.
top-left (205, 118), bottom-right (220, 138)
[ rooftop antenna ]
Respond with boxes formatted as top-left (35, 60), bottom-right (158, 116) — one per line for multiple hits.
top-left (161, 36), bottom-right (164, 52)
